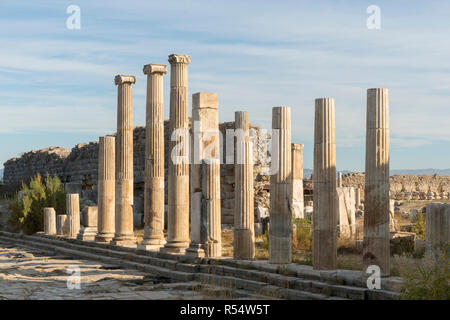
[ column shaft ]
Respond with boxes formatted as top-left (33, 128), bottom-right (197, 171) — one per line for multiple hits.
top-left (313, 98), bottom-right (337, 269)
top-left (56, 214), bottom-right (67, 235)
top-left (140, 64), bottom-right (167, 250)
top-left (112, 75), bottom-right (136, 246)
top-left (187, 92), bottom-right (221, 257)
top-left (163, 54), bottom-right (191, 254)
top-left (67, 193), bottom-right (80, 239)
top-left (234, 111), bottom-right (255, 260)
top-left (96, 135), bottom-right (115, 243)
top-left (44, 207), bottom-right (56, 235)
top-left (363, 88), bottom-right (390, 276)
top-left (269, 107), bottom-right (292, 264)
top-left (291, 143), bottom-right (304, 219)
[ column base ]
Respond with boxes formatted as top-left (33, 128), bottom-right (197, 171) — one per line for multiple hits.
top-left (95, 232), bottom-right (114, 243)
top-left (185, 243), bottom-right (205, 258)
top-left (77, 227), bottom-right (98, 241)
top-left (160, 241), bottom-right (189, 254)
top-left (111, 234), bottom-right (136, 247)
top-left (138, 238), bottom-right (166, 251)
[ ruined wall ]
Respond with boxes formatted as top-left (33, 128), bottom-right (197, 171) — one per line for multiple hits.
top-left (342, 173), bottom-right (450, 200)
top-left (3, 121), bottom-right (270, 226)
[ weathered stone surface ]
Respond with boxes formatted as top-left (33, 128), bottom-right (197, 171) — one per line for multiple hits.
top-left (291, 143), bottom-right (304, 219)
top-left (425, 203), bottom-right (450, 253)
top-left (78, 206), bottom-right (98, 241)
top-left (56, 214), bottom-right (68, 236)
top-left (140, 64), bottom-right (167, 251)
top-left (234, 111), bottom-right (255, 260)
top-left (162, 54), bottom-right (191, 254)
top-left (44, 207), bottom-right (56, 235)
top-left (67, 194), bottom-right (80, 239)
top-left (313, 98), bottom-right (337, 270)
top-left (363, 88), bottom-right (390, 276)
top-left (96, 136), bottom-right (115, 243)
top-left (336, 187), bottom-right (356, 239)
top-left (269, 107), bottom-right (292, 264)
top-left (112, 75), bottom-right (136, 246)
top-left (187, 92), bottom-right (221, 258)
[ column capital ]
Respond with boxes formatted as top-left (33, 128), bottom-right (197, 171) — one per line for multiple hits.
top-left (143, 64), bottom-right (168, 75)
top-left (114, 75), bottom-right (136, 85)
top-left (168, 54), bottom-right (191, 64)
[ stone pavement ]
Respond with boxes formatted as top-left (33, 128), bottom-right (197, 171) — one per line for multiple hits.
top-left (0, 242), bottom-right (266, 300)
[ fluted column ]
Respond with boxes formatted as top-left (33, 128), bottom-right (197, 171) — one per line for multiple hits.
top-left (203, 159), bottom-right (222, 257)
top-left (234, 111), bottom-right (255, 260)
top-left (425, 203), bottom-right (450, 254)
top-left (269, 107), bottom-right (292, 264)
top-left (187, 92), bottom-right (221, 257)
top-left (162, 54), bottom-right (191, 254)
top-left (112, 75), bottom-right (136, 246)
top-left (291, 143), bottom-right (305, 219)
top-left (67, 193), bottom-right (80, 239)
top-left (44, 207), bottom-right (56, 235)
top-left (56, 214), bottom-right (67, 236)
top-left (96, 135), bottom-right (115, 243)
top-left (313, 98), bottom-right (337, 270)
top-left (364, 88), bottom-right (390, 275)
top-left (139, 64), bottom-right (168, 251)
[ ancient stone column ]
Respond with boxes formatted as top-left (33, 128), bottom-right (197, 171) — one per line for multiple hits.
top-left (363, 88), bottom-right (390, 276)
top-left (291, 143), bottom-right (304, 219)
top-left (203, 159), bottom-right (222, 257)
top-left (139, 64), bottom-right (168, 251)
top-left (425, 203), bottom-right (450, 254)
top-left (187, 92), bottom-right (221, 257)
top-left (56, 214), bottom-right (67, 236)
top-left (355, 188), bottom-right (361, 209)
top-left (96, 135), bottom-right (115, 243)
top-left (337, 172), bottom-right (343, 187)
top-left (77, 206), bottom-right (98, 241)
top-left (67, 193), bottom-right (80, 239)
top-left (162, 54), bottom-right (191, 254)
top-left (112, 75), bottom-right (136, 246)
top-left (44, 207), bottom-right (56, 235)
top-left (313, 98), bottom-right (337, 270)
top-left (234, 111), bottom-right (255, 260)
top-left (270, 106), bottom-right (292, 264)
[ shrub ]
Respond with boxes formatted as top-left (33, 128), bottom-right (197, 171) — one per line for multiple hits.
top-left (400, 245), bottom-right (450, 300)
top-left (412, 212), bottom-right (426, 239)
top-left (8, 173), bottom-right (66, 234)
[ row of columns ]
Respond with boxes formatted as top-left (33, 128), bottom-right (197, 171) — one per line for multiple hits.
top-left (312, 89), bottom-right (391, 275)
top-left (39, 51), bottom-right (392, 275)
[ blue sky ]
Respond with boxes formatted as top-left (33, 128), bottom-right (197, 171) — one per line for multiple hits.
top-left (0, 0), bottom-right (449, 171)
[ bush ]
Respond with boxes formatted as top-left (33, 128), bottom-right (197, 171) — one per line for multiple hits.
top-left (412, 212), bottom-right (426, 239)
top-left (400, 245), bottom-right (450, 300)
top-left (8, 173), bottom-right (66, 234)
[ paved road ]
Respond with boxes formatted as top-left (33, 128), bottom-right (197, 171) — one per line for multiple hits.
top-left (0, 241), bottom-right (259, 300)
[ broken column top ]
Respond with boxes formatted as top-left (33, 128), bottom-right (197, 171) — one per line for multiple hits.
top-left (143, 64), bottom-right (168, 75)
top-left (272, 106), bottom-right (291, 129)
top-left (168, 54), bottom-right (191, 64)
top-left (292, 143), bottom-right (304, 151)
top-left (193, 92), bottom-right (218, 110)
top-left (114, 75), bottom-right (136, 85)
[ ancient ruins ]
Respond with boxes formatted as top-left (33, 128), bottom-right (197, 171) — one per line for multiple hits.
top-left (1, 52), bottom-right (449, 301)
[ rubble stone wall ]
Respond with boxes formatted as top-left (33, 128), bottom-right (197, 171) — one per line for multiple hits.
top-left (342, 173), bottom-right (450, 201)
top-left (3, 121), bottom-right (271, 226)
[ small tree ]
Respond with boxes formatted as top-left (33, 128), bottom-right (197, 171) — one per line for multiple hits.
top-left (412, 212), bottom-right (426, 239)
top-left (8, 173), bottom-right (66, 234)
